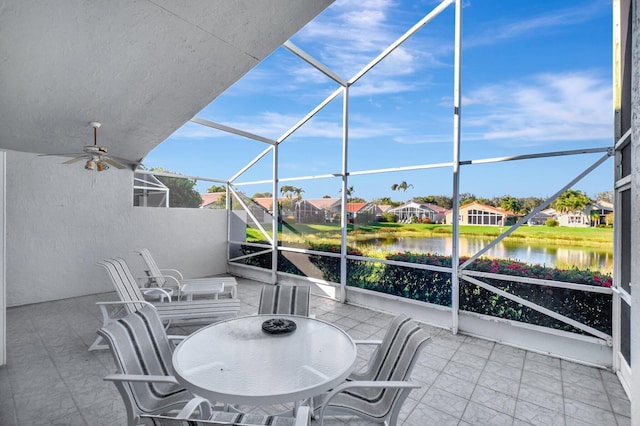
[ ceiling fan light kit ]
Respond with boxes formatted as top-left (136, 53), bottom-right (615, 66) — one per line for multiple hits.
top-left (96, 160), bottom-right (109, 171)
top-left (58, 121), bottom-right (128, 171)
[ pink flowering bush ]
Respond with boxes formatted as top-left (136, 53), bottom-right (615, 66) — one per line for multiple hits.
top-left (383, 252), bottom-right (612, 335)
top-left (240, 243), bottom-right (612, 335)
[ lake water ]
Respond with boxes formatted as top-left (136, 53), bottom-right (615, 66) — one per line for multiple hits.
top-left (357, 236), bottom-right (613, 273)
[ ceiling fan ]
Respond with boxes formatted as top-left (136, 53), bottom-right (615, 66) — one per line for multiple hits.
top-left (61, 122), bottom-right (128, 171)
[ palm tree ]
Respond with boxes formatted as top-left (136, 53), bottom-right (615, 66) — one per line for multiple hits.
top-left (339, 185), bottom-right (355, 198)
top-left (590, 209), bottom-right (601, 227)
top-left (501, 196), bottom-right (522, 214)
top-left (391, 181), bottom-right (413, 192)
top-left (279, 185), bottom-right (304, 214)
top-left (280, 185), bottom-right (304, 200)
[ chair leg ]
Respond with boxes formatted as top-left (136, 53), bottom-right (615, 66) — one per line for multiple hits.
top-left (88, 303), bottom-right (124, 351)
top-left (88, 335), bottom-right (108, 351)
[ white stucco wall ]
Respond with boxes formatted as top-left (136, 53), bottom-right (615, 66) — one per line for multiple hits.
top-left (5, 151), bottom-right (228, 306)
top-left (631, 1), bottom-right (640, 419)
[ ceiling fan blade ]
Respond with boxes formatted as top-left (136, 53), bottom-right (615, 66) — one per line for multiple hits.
top-left (62, 156), bottom-right (86, 165)
top-left (39, 152), bottom-right (83, 157)
top-left (103, 157), bottom-right (128, 169)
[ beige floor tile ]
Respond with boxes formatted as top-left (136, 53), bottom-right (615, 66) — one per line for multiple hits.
top-left (1, 278), bottom-right (631, 425)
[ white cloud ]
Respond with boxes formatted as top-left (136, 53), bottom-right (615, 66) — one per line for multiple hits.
top-left (393, 133), bottom-right (454, 145)
top-left (297, 0), bottom-right (419, 77)
top-left (350, 78), bottom-right (415, 97)
top-left (465, 1), bottom-right (608, 47)
top-left (463, 72), bottom-right (612, 144)
top-left (178, 2), bottom-right (611, 153)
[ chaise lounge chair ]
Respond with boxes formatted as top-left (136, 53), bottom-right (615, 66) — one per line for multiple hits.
top-left (89, 257), bottom-right (240, 351)
top-left (136, 248), bottom-right (238, 299)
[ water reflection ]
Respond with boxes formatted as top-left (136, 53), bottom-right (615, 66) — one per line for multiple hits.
top-left (358, 236), bottom-right (613, 273)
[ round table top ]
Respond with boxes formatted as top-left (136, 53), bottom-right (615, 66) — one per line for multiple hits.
top-left (172, 314), bottom-right (357, 405)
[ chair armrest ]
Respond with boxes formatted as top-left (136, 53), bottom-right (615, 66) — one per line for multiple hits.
top-left (167, 335), bottom-right (186, 348)
top-left (96, 300), bottom-right (155, 309)
top-left (160, 268), bottom-right (184, 280)
top-left (95, 301), bottom-right (157, 327)
top-left (173, 396), bottom-right (212, 419)
top-left (317, 380), bottom-right (420, 420)
top-left (145, 274), bottom-right (182, 298)
top-left (353, 339), bottom-right (383, 346)
top-left (134, 276), bottom-right (178, 287)
top-left (141, 287), bottom-right (173, 302)
top-left (146, 274), bottom-right (181, 287)
top-left (104, 373), bottom-right (179, 385)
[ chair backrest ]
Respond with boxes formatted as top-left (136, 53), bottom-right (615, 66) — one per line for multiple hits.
top-left (354, 313), bottom-right (413, 381)
top-left (136, 248), bottom-right (167, 287)
top-left (140, 405), bottom-right (309, 426)
top-left (355, 315), bottom-right (431, 419)
top-left (97, 257), bottom-right (147, 313)
top-left (97, 305), bottom-right (191, 424)
top-left (258, 285), bottom-right (310, 316)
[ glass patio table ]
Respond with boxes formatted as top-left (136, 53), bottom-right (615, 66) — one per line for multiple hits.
top-left (172, 314), bottom-right (357, 406)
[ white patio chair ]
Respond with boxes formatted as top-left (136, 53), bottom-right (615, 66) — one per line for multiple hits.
top-left (350, 313), bottom-right (415, 381)
top-left (89, 257), bottom-right (240, 351)
top-left (136, 248), bottom-right (238, 299)
top-left (97, 304), bottom-right (211, 426)
top-left (315, 314), bottom-right (432, 425)
top-left (258, 285), bottom-right (310, 316)
top-left (139, 398), bottom-right (310, 426)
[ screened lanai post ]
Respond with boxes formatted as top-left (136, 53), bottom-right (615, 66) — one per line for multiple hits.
top-left (191, 117), bottom-right (277, 147)
top-left (339, 85), bottom-right (349, 304)
top-left (450, 0), bottom-right (463, 335)
top-left (283, 41), bottom-right (347, 86)
top-left (226, 183), bottom-right (230, 264)
top-left (272, 143), bottom-right (279, 285)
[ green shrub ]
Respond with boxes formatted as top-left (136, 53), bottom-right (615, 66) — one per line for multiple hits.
top-left (240, 242), bottom-right (612, 336)
top-left (545, 219), bottom-right (559, 227)
top-left (380, 212), bottom-right (397, 222)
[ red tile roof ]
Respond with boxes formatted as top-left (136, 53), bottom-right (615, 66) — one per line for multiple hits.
top-left (200, 192), bottom-right (224, 207)
top-left (347, 202), bottom-right (369, 213)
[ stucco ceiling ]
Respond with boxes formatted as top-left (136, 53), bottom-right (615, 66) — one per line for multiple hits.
top-left (0, 0), bottom-right (332, 166)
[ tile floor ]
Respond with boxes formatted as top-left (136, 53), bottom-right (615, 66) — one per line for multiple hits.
top-left (0, 278), bottom-right (631, 425)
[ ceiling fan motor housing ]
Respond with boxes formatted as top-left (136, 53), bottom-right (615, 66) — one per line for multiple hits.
top-left (83, 145), bottom-right (108, 155)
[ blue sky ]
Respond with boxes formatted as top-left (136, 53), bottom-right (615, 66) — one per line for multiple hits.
top-left (145, 0), bottom-right (613, 203)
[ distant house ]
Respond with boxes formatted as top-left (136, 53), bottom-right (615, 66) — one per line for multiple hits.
top-left (446, 202), bottom-right (517, 226)
top-left (241, 197), bottom-right (276, 223)
top-left (376, 204), bottom-right (393, 214)
top-left (375, 204), bottom-right (393, 221)
top-left (527, 208), bottom-right (556, 226)
top-left (555, 200), bottom-right (614, 227)
top-left (347, 202), bottom-right (377, 224)
top-left (556, 210), bottom-right (591, 227)
top-left (252, 197), bottom-right (275, 212)
top-left (294, 198), bottom-right (341, 223)
top-left (200, 192), bottom-right (224, 209)
top-left (590, 200), bottom-right (614, 225)
top-left (388, 201), bottom-right (447, 223)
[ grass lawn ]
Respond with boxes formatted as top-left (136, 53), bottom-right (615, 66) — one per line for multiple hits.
top-left (249, 221), bottom-right (613, 247)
